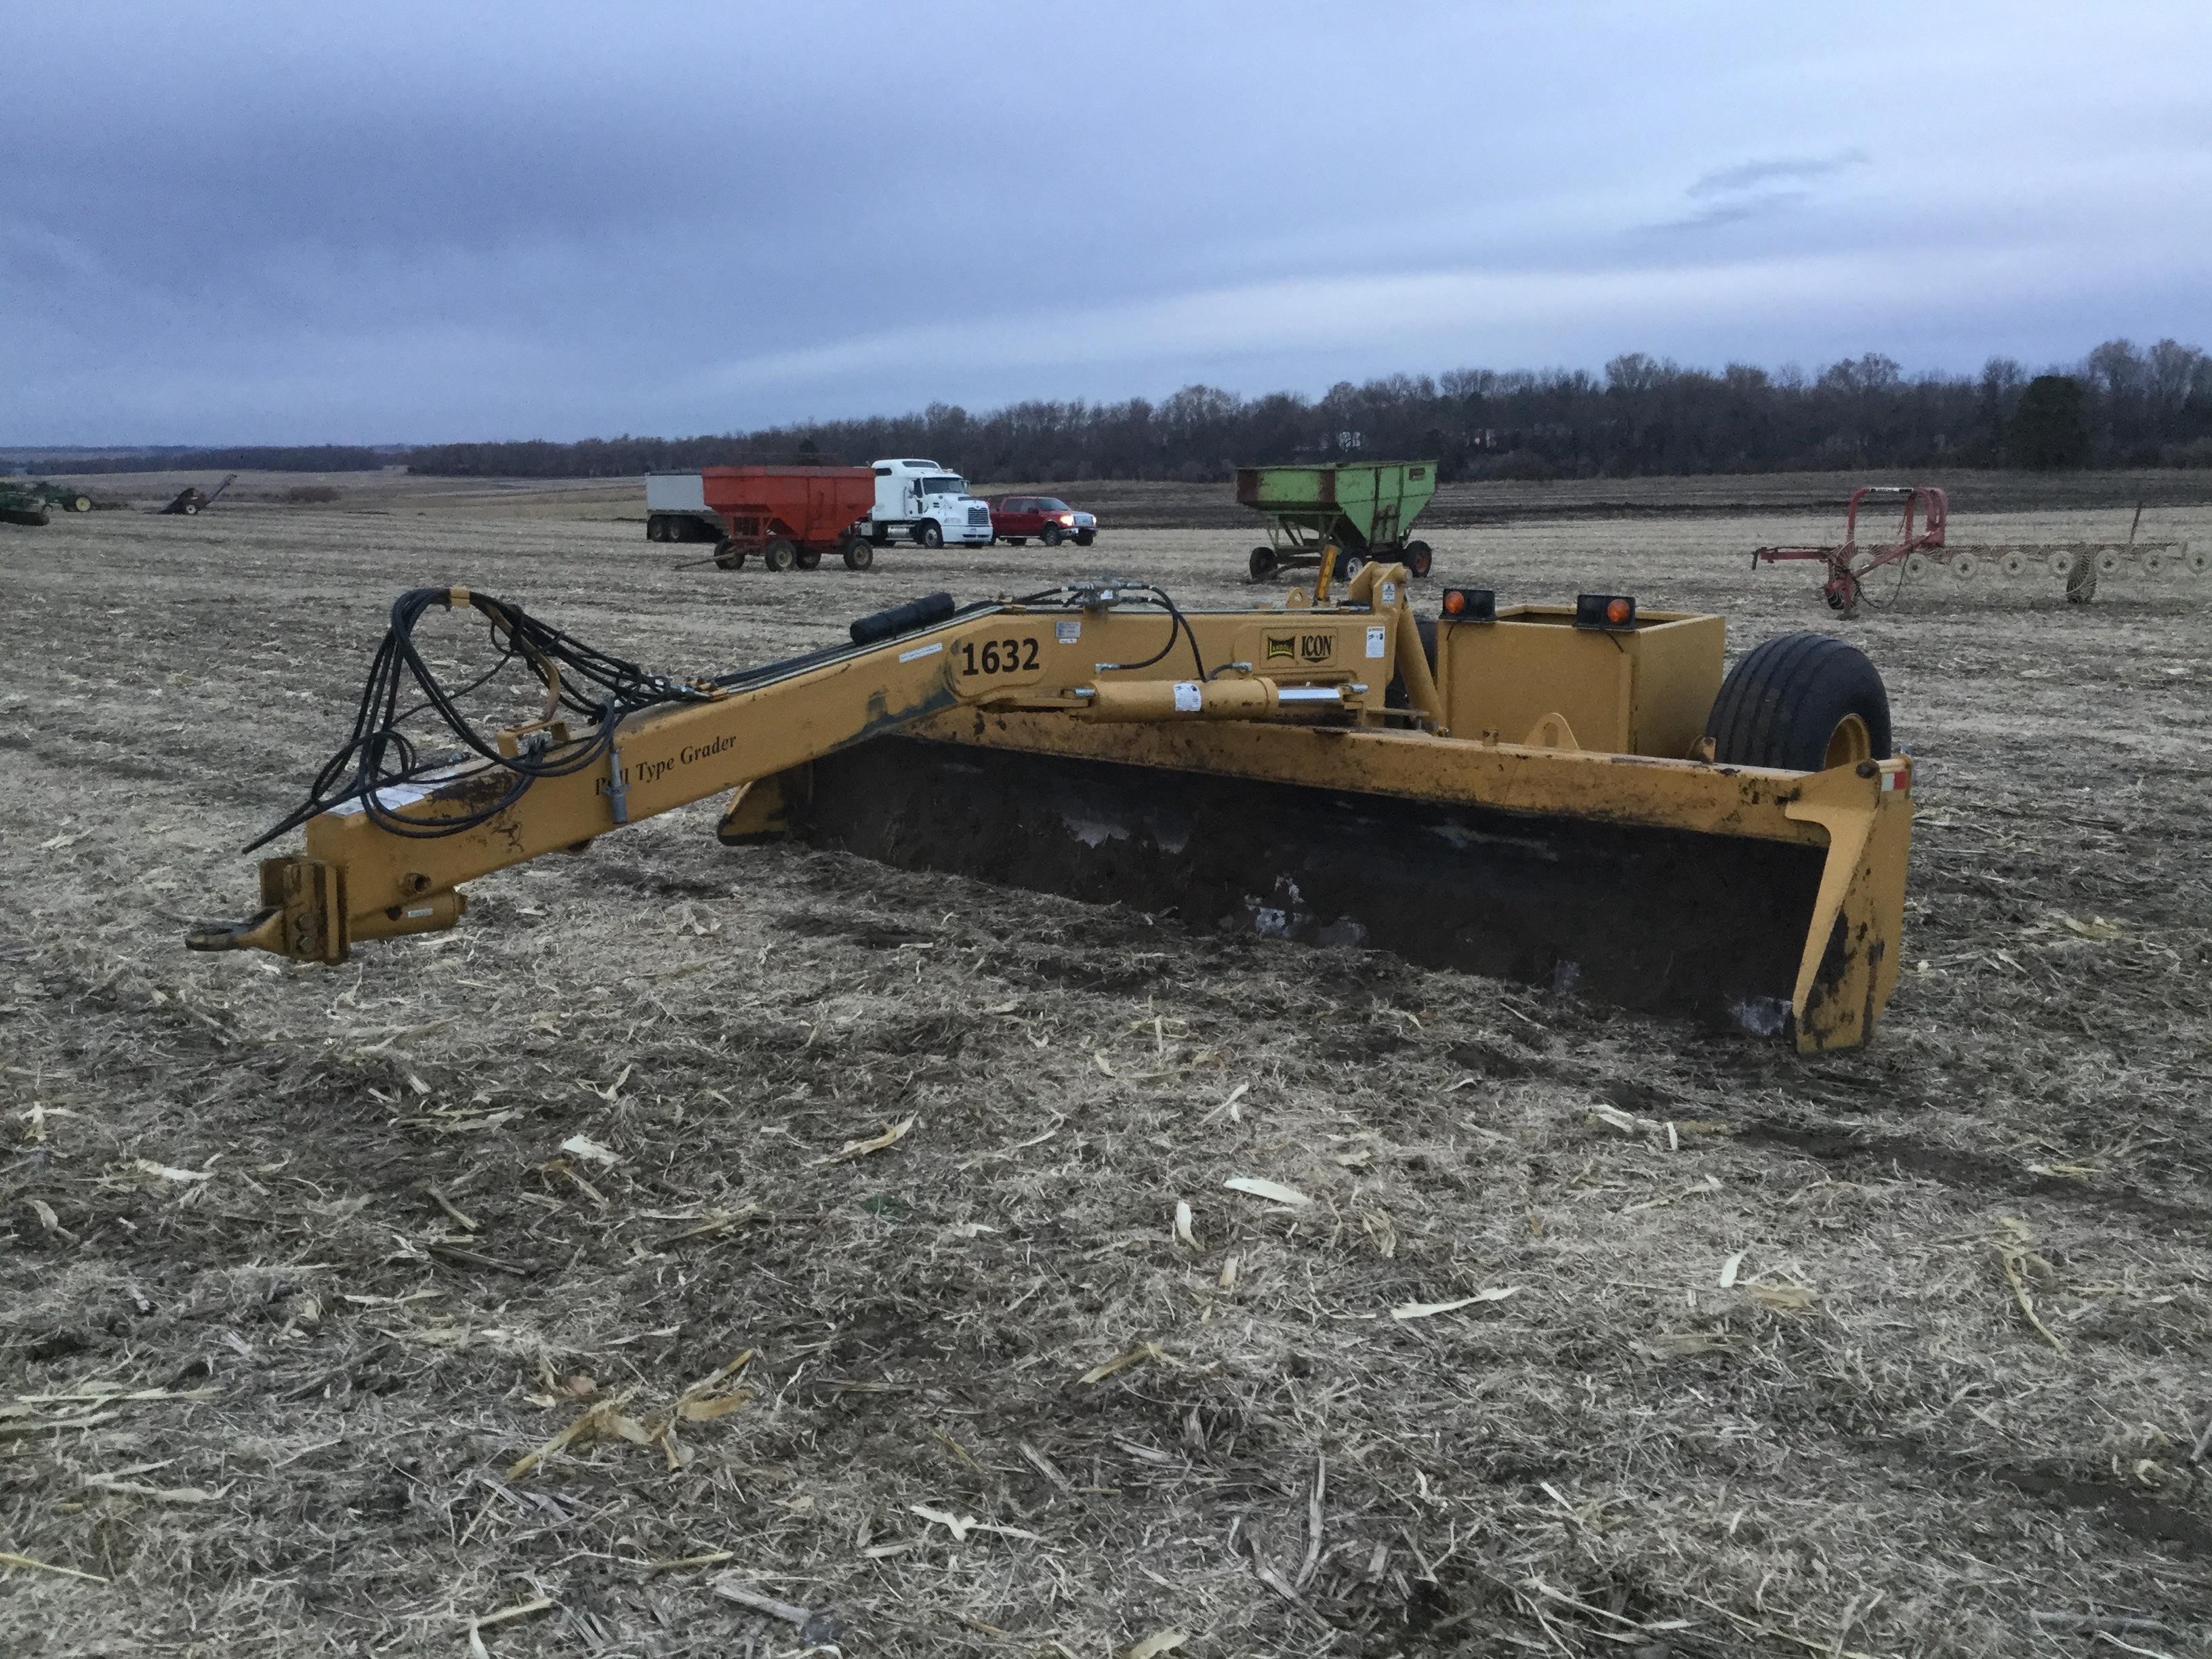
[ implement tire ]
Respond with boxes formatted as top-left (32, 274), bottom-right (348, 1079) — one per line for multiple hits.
top-left (1705, 632), bottom-right (1891, 774)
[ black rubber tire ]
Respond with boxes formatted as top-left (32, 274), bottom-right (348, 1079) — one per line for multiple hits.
top-left (1074, 530), bottom-right (1094, 546)
top-left (916, 521), bottom-right (943, 549)
top-left (762, 538), bottom-right (797, 573)
top-left (180, 501), bottom-right (199, 516)
top-left (842, 537), bottom-right (874, 571)
top-left (69, 495), bottom-right (91, 513)
top-left (1704, 632), bottom-right (1891, 772)
top-left (713, 539), bottom-right (745, 570)
top-left (1248, 546), bottom-right (1277, 581)
top-left (795, 546), bottom-right (823, 570)
top-left (1402, 539), bottom-right (1432, 578)
top-left (1334, 550), bottom-right (1366, 582)
top-left (1041, 525), bottom-right (1064, 547)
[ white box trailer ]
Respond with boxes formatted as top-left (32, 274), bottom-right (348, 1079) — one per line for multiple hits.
top-left (865, 459), bottom-right (994, 548)
top-left (644, 472), bottom-right (724, 544)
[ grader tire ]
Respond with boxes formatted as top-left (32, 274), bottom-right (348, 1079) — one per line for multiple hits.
top-left (1705, 632), bottom-right (1891, 774)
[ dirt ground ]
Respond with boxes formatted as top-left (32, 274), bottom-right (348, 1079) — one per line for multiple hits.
top-left (4, 472), bottom-right (2210, 1658)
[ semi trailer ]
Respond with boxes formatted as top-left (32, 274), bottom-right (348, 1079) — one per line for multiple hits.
top-left (644, 472), bottom-right (726, 543)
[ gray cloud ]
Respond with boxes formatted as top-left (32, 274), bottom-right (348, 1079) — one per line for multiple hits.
top-left (3, 1), bottom-right (2208, 444)
top-left (1688, 150), bottom-right (1873, 198)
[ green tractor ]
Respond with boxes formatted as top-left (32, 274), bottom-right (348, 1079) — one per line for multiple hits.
top-left (0, 480), bottom-right (96, 526)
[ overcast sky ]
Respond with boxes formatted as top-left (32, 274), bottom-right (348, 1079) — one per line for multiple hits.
top-left (6, 0), bottom-right (2208, 445)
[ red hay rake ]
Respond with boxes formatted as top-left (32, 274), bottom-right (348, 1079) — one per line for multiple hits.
top-left (1753, 485), bottom-right (2200, 616)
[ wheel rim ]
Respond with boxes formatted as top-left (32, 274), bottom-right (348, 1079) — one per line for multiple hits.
top-left (1824, 713), bottom-right (1873, 771)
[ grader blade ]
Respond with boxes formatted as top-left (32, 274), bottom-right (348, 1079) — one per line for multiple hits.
top-left (792, 719), bottom-right (1910, 1052)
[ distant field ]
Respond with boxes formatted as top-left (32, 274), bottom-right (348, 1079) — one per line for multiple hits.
top-left (3, 483), bottom-right (2210, 1656)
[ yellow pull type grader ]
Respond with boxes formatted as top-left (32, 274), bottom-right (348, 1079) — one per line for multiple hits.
top-left (189, 565), bottom-right (1912, 1052)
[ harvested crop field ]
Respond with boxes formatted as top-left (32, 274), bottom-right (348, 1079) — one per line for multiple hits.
top-left (4, 471), bottom-right (2211, 1658)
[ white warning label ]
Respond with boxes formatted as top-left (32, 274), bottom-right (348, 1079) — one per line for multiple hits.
top-left (1366, 626), bottom-right (1387, 659)
top-left (1055, 619), bottom-right (1081, 644)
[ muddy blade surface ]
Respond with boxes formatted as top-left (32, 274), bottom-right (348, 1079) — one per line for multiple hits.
top-left (802, 737), bottom-right (1826, 1034)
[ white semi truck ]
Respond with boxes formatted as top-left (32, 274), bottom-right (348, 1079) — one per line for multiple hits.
top-left (864, 459), bottom-right (994, 548)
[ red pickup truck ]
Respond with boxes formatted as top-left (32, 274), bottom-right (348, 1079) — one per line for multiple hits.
top-left (988, 495), bottom-right (1097, 547)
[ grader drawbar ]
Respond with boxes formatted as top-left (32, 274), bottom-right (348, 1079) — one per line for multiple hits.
top-left (188, 571), bottom-right (1913, 1051)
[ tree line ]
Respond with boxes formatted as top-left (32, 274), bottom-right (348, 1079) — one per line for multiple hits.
top-left (19, 338), bottom-right (2211, 483)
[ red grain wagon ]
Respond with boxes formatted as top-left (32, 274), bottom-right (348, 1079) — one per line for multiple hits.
top-left (699, 466), bottom-right (878, 571)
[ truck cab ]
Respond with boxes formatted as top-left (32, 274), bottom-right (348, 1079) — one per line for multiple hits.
top-left (865, 459), bottom-right (994, 548)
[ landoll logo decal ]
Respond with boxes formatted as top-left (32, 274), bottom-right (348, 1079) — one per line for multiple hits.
top-left (1265, 634), bottom-right (1294, 661)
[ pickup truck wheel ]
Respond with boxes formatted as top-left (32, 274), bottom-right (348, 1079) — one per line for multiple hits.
top-left (762, 538), bottom-right (798, 572)
top-left (1074, 530), bottom-right (1095, 546)
top-left (916, 521), bottom-right (943, 548)
top-left (841, 537), bottom-right (874, 571)
top-left (1704, 632), bottom-right (1891, 773)
top-left (1040, 525), bottom-right (1064, 547)
top-left (1248, 546), bottom-right (1277, 581)
top-left (794, 546), bottom-right (823, 570)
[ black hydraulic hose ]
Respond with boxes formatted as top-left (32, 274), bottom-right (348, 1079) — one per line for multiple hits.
top-left (247, 588), bottom-right (708, 852)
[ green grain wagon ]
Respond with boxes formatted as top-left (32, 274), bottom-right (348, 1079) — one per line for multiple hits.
top-left (1236, 460), bottom-right (1439, 583)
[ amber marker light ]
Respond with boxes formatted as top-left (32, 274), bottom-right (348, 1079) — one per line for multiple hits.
top-left (1574, 593), bottom-right (1637, 630)
top-left (1440, 588), bottom-right (1496, 622)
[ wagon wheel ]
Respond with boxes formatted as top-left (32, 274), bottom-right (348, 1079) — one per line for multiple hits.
top-left (762, 538), bottom-right (798, 573)
top-left (712, 538), bottom-right (745, 570)
top-left (1248, 546), bottom-right (1277, 581)
top-left (1401, 539), bottom-right (1433, 579)
top-left (841, 537), bottom-right (874, 571)
top-left (794, 546), bottom-right (823, 570)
